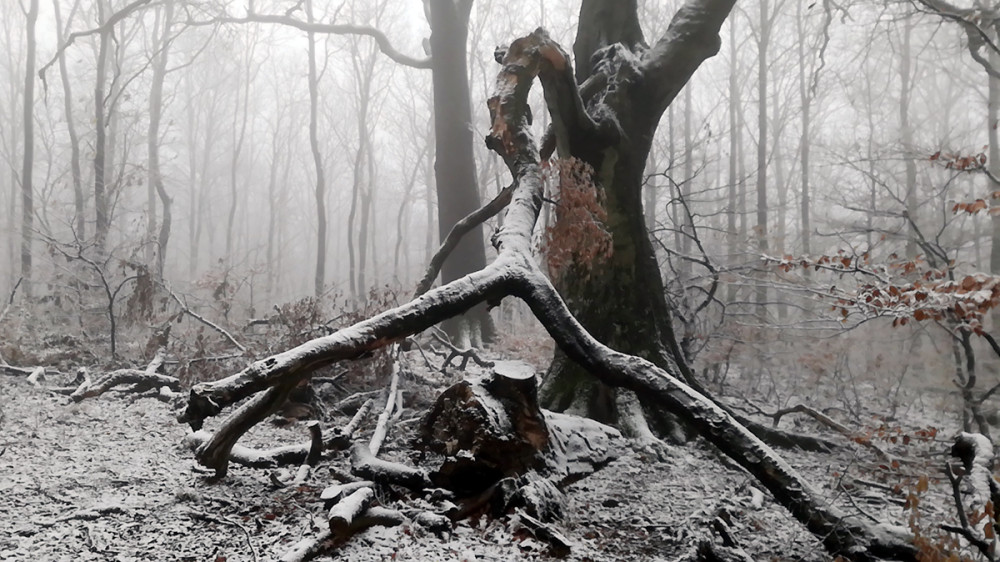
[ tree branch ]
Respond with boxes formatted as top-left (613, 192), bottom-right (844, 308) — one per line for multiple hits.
top-left (640, 0), bottom-right (736, 118)
top-left (414, 181), bottom-right (517, 296)
top-left (38, 0), bottom-right (157, 87)
top-left (184, 11), bottom-right (431, 69)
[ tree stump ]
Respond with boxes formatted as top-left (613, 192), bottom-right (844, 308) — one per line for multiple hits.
top-left (419, 360), bottom-right (550, 495)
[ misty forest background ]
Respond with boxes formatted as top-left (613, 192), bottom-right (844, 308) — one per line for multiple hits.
top-left (4, 0), bottom-right (999, 398)
top-left (7, 0), bottom-right (1000, 557)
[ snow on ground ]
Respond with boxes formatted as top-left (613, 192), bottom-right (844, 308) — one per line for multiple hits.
top-left (0, 365), bottom-right (963, 561)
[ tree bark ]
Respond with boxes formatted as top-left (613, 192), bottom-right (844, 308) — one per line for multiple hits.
top-left (538, 0), bottom-right (716, 435)
top-left (900, 17), bottom-right (919, 259)
top-left (754, 0), bottom-right (770, 317)
top-left (989, 31), bottom-right (1000, 282)
top-left (94, 0), bottom-right (111, 252)
top-left (796, 1), bottom-right (811, 260)
top-left (727, 15), bottom-right (740, 302)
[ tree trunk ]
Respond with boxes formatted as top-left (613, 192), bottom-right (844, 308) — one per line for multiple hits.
top-left (989, 34), bottom-right (1000, 280)
top-left (727, 15), bottom-right (740, 303)
top-left (796, 0), bottom-right (811, 261)
top-left (54, 0), bottom-right (84, 242)
top-left (539, 0), bottom-right (700, 437)
top-left (94, 0), bottom-right (111, 252)
top-left (680, 84), bottom-right (693, 281)
top-left (900, 17), bottom-right (918, 259)
top-left (20, 0), bottom-right (38, 298)
top-left (424, 136), bottom-right (436, 266)
top-left (227, 35), bottom-right (255, 261)
top-left (428, 0), bottom-right (494, 344)
top-left (148, 0), bottom-right (174, 280)
top-left (266, 111), bottom-right (282, 301)
top-left (306, 0), bottom-right (327, 298)
top-left (754, 0), bottom-right (770, 318)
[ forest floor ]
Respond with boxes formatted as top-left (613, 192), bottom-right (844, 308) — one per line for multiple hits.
top-left (0, 346), bottom-right (970, 562)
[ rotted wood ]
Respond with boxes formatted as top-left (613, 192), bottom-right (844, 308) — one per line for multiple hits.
top-left (419, 361), bottom-right (551, 495)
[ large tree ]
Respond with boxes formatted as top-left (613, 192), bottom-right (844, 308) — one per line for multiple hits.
top-left (537, 0), bottom-right (716, 436)
top-left (180, 0), bottom-right (918, 558)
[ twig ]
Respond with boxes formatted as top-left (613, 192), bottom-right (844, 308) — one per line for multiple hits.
top-left (0, 277), bottom-right (22, 325)
top-left (837, 482), bottom-right (882, 524)
top-left (186, 510), bottom-right (259, 562)
top-left (429, 330), bottom-right (494, 371)
top-left (162, 282), bottom-right (247, 353)
top-left (279, 529), bottom-right (331, 562)
top-left (770, 403), bottom-right (891, 460)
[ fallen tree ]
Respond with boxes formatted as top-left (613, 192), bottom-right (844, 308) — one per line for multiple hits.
top-left (179, 2), bottom-right (918, 559)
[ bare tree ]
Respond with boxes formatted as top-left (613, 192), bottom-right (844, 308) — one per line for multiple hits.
top-left (426, 0), bottom-right (495, 344)
top-left (147, 0), bottom-right (176, 280)
top-left (306, 0), bottom-right (327, 297)
top-left (53, 0), bottom-right (85, 242)
top-left (20, 0), bottom-right (38, 297)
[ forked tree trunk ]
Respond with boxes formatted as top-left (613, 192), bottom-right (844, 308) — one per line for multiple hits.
top-left (537, 0), bottom-right (700, 436)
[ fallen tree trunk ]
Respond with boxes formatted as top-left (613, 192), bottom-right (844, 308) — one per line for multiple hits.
top-left (183, 401), bottom-right (372, 470)
top-left (71, 369), bottom-right (180, 402)
top-left (179, 13), bottom-right (918, 560)
top-left (328, 486), bottom-right (374, 537)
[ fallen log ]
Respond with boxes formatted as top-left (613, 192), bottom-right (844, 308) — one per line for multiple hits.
top-left (328, 487), bottom-right (374, 537)
top-left (321, 480), bottom-right (375, 508)
top-left (350, 442), bottom-right (431, 491)
top-left (184, 409), bottom-right (370, 470)
top-left (70, 369), bottom-right (180, 402)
